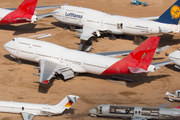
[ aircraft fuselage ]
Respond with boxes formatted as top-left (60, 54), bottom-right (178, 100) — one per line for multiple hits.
top-left (53, 5), bottom-right (180, 35)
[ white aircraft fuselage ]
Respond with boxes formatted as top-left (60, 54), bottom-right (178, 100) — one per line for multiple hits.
top-left (0, 95), bottom-right (79, 120)
top-left (4, 37), bottom-right (156, 76)
top-left (53, 5), bottom-right (180, 36)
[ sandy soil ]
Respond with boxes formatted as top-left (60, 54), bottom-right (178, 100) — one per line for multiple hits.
top-left (0, 0), bottom-right (180, 120)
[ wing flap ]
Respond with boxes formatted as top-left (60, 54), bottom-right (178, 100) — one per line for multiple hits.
top-left (39, 59), bottom-right (74, 84)
top-left (22, 112), bottom-right (34, 120)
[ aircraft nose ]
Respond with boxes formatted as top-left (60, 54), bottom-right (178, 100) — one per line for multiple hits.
top-left (169, 50), bottom-right (180, 60)
top-left (89, 108), bottom-right (97, 115)
top-left (4, 41), bottom-right (13, 52)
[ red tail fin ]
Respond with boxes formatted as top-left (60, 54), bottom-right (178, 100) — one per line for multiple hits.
top-left (101, 36), bottom-right (160, 75)
top-left (122, 36), bottom-right (160, 70)
top-left (1, 0), bottom-right (38, 24)
top-left (15, 0), bottom-right (38, 16)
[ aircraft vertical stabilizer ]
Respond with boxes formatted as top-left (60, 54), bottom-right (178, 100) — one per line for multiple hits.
top-left (122, 36), bottom-right (160, 71)
top-left (53, 95), bottom-right (79, 113)
top-left (15, 0), bottom-right (38, 16)
top-left (155, 0), bottom-right (180, 25)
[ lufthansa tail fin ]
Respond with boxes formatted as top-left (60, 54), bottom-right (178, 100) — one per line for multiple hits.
top-left (155, 0), bottom-right (180, 25)
top-left (123, 36), bottom-right (160, 72)
top-left (53, 95), bottom-right (79, 113)
top-left (14, 0), bottom-right (38, 17)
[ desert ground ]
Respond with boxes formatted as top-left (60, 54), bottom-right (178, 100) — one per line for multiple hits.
top-left (0, 0), bottom-right (180, 120)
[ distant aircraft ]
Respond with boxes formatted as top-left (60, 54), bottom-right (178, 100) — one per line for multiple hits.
top-left (168, 49), bottom-right (180, 69)
top-left (53, 0), bottom-right (180, 51)
top-left (0, 0), bottom-right (60, 25)
top-left (89, 103), bottom-right (180, 120)
top-left (0, 95), bottom-right (79, 120)
top-left (4, 36), bottom-right (172, 84)
top-left (166, 90), bottom-right (180, 102)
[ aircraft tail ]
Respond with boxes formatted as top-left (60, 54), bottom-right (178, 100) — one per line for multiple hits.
top-left (15, 0), bottom-right (38, 16)
top-left (155, 0), bottom-right (180, 25)
top-left (122, 36), bottom-right (160, 73)
top-left (53, 95), bottom-right (79, 113)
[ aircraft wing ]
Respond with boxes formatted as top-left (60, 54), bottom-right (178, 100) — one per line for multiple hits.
top-left (37, 12), bottom-right (56, 20)
top-left (95, 45), bottom-right (169, 57)
top-left (38, 59), bottom-right (74, 84)
top-left (157, 103), bottom-right (171, 108)
top-left (138, 16), bottom-right (159, 21)
top-left (131, 116), bottom-right (147, 120)
top-left (22, 113), bottom-right (34, 120)
top-left (5, 5), bottom-right (60, 11)
top-left (95, 50), bottom-right (132, 57)
top-left (151, 60), bottom-right (174, 70)
top-left (78, 22), bottom-right (105, 40)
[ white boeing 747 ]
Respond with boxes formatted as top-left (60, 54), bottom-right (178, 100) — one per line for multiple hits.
top-left (4, 36), bottom-right (172, 84)
top-left (52, 0), bottom-right (180, 50)
top-left (0, 95), bottom-right (79, 120)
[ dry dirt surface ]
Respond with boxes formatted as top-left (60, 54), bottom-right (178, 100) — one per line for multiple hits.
top-left (0, 0), bottom-right (180, 120)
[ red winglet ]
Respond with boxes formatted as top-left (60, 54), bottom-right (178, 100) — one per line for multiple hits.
top-left (42, 80), bottom-right (49, 84)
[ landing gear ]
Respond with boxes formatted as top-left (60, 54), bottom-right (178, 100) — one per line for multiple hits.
top-left (78, 39), bottom-right (92, 52)
top-left (55, 74), bottom-right (63, 80)
top-left (133, 36), bottom-right (144, 45)
top-left (63, 25), bottom-right (67, 30)
top-left (17, 59), bottom-right (22, 65)
top-left (70, 25), bottom-right (76, 32)
top-left (109, 35), bottom-right (116, 40)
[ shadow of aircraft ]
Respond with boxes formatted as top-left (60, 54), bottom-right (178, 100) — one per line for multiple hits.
top-left (78, 73), bottom-right (170, 88)
top-left (165, 64), bottom-right (179, 72)
top-left (0, 24), bottom-right (55, 35)
top-left (158, 34), bottom-right (180, 47)
top-left (37, 78), bottom-right (55, 94)
top-left (4, 55), bottom-right (39, 66)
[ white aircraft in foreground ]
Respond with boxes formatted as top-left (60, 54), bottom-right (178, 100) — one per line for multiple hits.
top-left (4, 36), bottom-right (172, 84)
top-left (168, 49), bottom-right (180, 69)
top-left (52, 0), bottom-right (180, 51)
top-left (0, 95), bottom-right (79, 120)
top-left (0, 0), bottom-right (60, 25)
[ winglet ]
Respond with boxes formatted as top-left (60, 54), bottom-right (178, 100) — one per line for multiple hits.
top-left (42, 80), bottom-right (49, 84)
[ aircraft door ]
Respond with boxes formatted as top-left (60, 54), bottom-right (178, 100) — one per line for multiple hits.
top-left (116, 67), bottom-right (120, 73)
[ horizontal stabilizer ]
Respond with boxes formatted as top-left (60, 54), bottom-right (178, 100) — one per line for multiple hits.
top-left (157, 103), bottom-right (170, 108)
top-left (151, 60), bottom-right (173, 69)
top-left (156, 45), bottom-right (170, 54)
top-left (127, 67), bottom-right (147, 74)
top-left (37, 12), bottom-right (57, 20)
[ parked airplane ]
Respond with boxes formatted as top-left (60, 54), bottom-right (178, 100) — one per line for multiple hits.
top-left (168, 49), bottom-right (180, 69)
top-left (0, 95), bottom-right (79, 120)
top-left (53, 0), bottom-right (180, 51)
top-left (89, 103), bottom-right (180, 120)
top-left (0, 0), bottom-right (60, 25)
top-left (4, 36), bottom-right (172, 84)
top-left (166, 90), bottom-right (180, 102)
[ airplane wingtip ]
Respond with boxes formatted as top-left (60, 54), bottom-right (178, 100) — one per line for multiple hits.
top-left (41, 80), bottom-right (49, 84)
